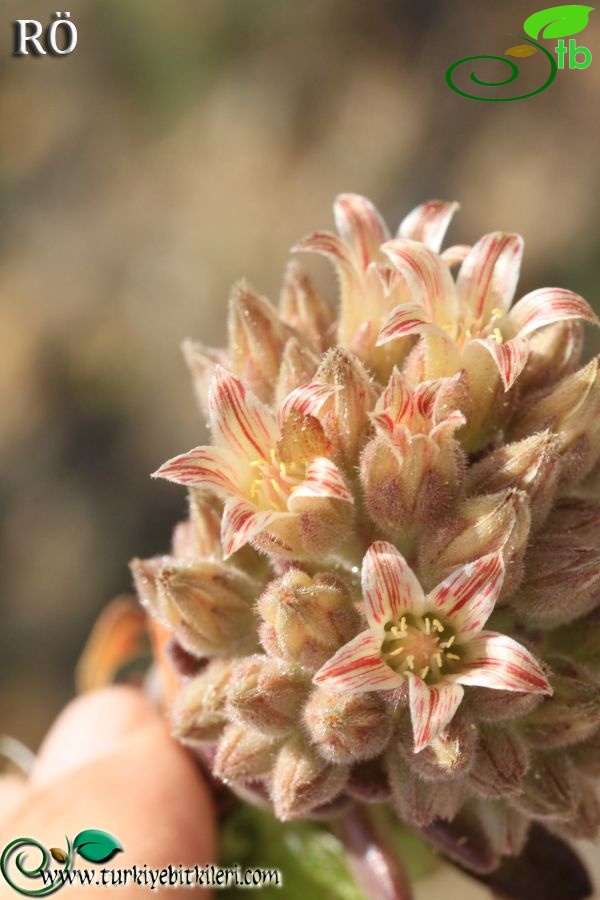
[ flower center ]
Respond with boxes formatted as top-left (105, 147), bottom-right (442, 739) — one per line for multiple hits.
top-left (381, 613), bottom-right (461, 684)
top-left (248, 449), bottom-right (305, 511)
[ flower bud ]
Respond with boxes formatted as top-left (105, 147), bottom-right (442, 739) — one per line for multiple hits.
top-left (554, 775), bottom-right (600, 841)
top-left (171, 659), bottom-right (233, 746)
top-left (468, 725), bottom-right (529, 798)
top-left (466, 687), bottom-right (543, 723)
top-left (227, 656), bottom-right (308, 736)
top-left (543, 495), bottom-right (600, 546)
top-left (360, 433), bottom-right (464, 538)
top-left (279, 261), bottom-right (333, 352)
top-left (511, 357), bottom-right (600, 485)
top-left (512, 753), bottom-right (580, 822)
top-left (385, 752), bottom-right (466, 827)
top-left (516, 535), bottom-right (600, 627)
top-left (158, 561), bottom-right (258, 657)
top-left (257, 569), bottom-right (360, 672)
top-left (274, 338), bottom-right (319, 409)
top-left (130, 556), bottom-right (166, 619)
top-left (418, 489), bottom-right (531, 596)
top-left (303, 688), bottom-right (393, 764)
top-left (271, 739), bottom-right (348, 821)
top-left (467, 431), bottom-right (561, 531)
top-left (520, 656), bottom-right (600, 748)
top-left (179, 490), bottom-right (223, 560)
top-left (519, 320), bottom-right (583, 395)
top-left (213, 724), bottom-right (281, 783)
top-left (313, 348), bottom-right (377, 468)
top-left (396, 708), bottom-right (478, 782)
top-left (228, 280), bottom-right (294, 402)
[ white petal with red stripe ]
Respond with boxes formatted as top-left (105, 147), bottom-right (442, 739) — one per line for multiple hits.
top-left (457, 232), bottom-right (524, 320)
top-left (376, 304), bottom-right (452, 347)
top-left (334, 193), bottom-right (390, 269)
top-left (288, 457), bottom-right (353, 508)
top-left (427, 552), bottom-right (505, 638)
top-left (292, 230), bottom-right (355, 270)
top-left (362, 541), bottom-right (425, 631)
top-left (473, 335), bottom-right (530, 391)
top-left (314, 630), bottom-right (404, 693)
top-left (279, 382), bottom-right (337, 423)
top-left (398, 200), bottom-right (459, 253)
top-left (209, 366), bottom-right (278, 462)
top-left (510, 288), bottom-right (599, 338)
top-left (456, 631), bottom-right (551, 694)
top-left (152, 445), bottom-right (245, 496)
top-left (381, 239), bottom-right (458, 324)
top-left (221, 497), bottom-right (286, 558)
top-left (408, 674), bottom-right (465, 752)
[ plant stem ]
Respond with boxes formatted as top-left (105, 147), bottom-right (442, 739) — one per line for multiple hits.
top-left (335, 804), bottom-right (414, 900)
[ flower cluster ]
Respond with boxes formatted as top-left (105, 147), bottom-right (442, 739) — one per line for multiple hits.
top-left (134, 195), bottom-right (600, 874)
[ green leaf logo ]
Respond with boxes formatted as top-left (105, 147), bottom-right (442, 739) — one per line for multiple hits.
top-left (524, 5), bottom-right (594, 39)
top-left (73, 830), bottom-right (122, 864)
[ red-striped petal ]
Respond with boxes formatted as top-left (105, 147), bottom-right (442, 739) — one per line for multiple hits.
top-left (362, 541), bottom-right (425, 632)
top-left (209, 366), bottom-right (278, 461)
top-left (152, 445), bottom-right (244, 496)
top-left (314, 631), bottom-right (404, 692)
top-left (381, 239), bottom-right (459, 324)
top-left (510, 288), bottom-right (599, 338)
top-left (456, 631), bottom-right (551, 694)
top-left (292, 230), bottom-right (355, 270)
top-left (457, 232), bottom-right (524, 320)
top-left (221, 497), bottom-right (285, 558)
top-left (334, 193), bottom-right (390, 269)
top-left (473, 335), bottom-right (530, 391)
top-left (427, 552), bottom-right (505, 638)
top-left (279, 382), bottom-right (337, 423)
top-left (398, 200), bottom-right (459, 253)
top-left (376, 304), bottom-right (451, 346)
top-left (408, 674), bottom-right (464, 752)
top-left (288, 457), bottom-right (353, 507)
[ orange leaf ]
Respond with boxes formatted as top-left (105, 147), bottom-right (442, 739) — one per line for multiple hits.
top-left (505, 45), bottom-right (538, 57)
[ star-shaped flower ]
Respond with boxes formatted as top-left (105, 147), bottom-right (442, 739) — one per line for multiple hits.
top-left (154, 366), bottom-right (353, 560)
top-left (314, 541), bottom-right (551, 751)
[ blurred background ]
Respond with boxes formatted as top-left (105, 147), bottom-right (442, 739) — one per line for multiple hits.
top-left (1, 0), bottom-right (599, 894)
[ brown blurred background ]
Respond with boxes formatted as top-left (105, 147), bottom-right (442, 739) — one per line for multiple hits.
top-left (2, 0), bottom-right (600, 758)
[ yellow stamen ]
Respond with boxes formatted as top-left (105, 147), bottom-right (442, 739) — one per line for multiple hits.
top-left (406, 654), bottom-right (415, 671)
top-left (419, 666), bottom-right (430, 680)
top-left (447, 653), bottom-right (460, 661)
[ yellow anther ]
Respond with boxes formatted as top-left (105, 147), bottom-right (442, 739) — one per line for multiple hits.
top-left (490, 307), bottom-right (504, 319)
top-left (446, 653), bottom-right (460, 661)
top-left (250, 459), bottom-right (263, 468)
top-left (399, 616), bottom-right (407, 632)
top-left (432, 619), bottom-right (445, 633)
top-left (406, 654), bottom-right (415, 671)
top-left (387, 646), bottom-right (405, 658)
top-left (435, 652), bottom-right (443, 668)
top-left (424, 617), bottom-right (431, 635)
top-left (419, 666), bottom-right (430, 680)
top-left (440, 635), bottom-right (455, 649)
top-left (492, 327), bottom-right (503, 344)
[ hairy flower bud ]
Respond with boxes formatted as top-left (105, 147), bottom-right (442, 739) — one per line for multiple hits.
top-left (226, 655), bottom-right (308, 736)
top-left (476, 800), bottom-right (531, 857)
top-left (213, 724), bottom-right (281, 783)
top-left (569, 728), bottom-right (600, 777)
top-left (385, 751), bottom-right (466, 827)
top-left (468, 725), bottom-right (529, 798)
top-left (520, 656), bottom-right (600, 748)
top-left (519, 320), bottom-right (583, 395)
top-left (271, 739), bottom-right (348, 821)
top-left (511, 357), bottom-right (600, 485)
top-left (303, 688), bottom-right (392, 764)
top-left (467, 431), bottom-right (561, 531)
top-left (418, 489), bottom-right (531, 596)
top-left (279, 261), bottom-right (333, 352)
top-left (513, 753), bottom-right (580, 822)
top-left (555, 775), bottom-right (600, 841)
top-left (274, 338), bottom-right (319, 409)
top-left (346, 757), bottom-right (392, 803)
top-left (181, 338), bottom-right (224, 418)
top-left (172, 659), bottom-right (233, 745)
top-left (228, 280), bottom-right (294, 402)
top-left (257, 569), bottom-right (360, 672)
top-left (157, 561), bottom-right (259, 657)
top-left (516, 534), bottom-right (600, 627)
top-left (312, 348), bottom-right (377, 468)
